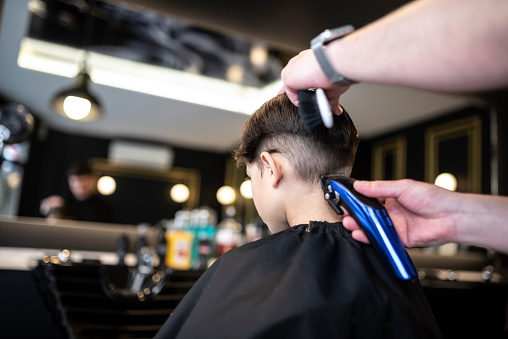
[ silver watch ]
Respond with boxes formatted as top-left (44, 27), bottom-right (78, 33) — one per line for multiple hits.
top-left (311, 25), bottom-right (356, 86)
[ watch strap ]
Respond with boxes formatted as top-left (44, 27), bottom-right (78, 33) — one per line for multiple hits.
top-left (311, 26), bottom-right (356, 86)
top-left (312, 44), bottom-right (355, 85)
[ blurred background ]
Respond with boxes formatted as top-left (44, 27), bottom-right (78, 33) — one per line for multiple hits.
top-left (0, 0), bottom-right (507, 338)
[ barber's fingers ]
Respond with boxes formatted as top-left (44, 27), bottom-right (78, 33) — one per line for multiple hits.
top-left (353, 179), bottom-right (416, 199)
top-left (325, 88), bottom-right (348, 115)
top-left (278, 86), bottom-right (299, 107)
top-left (278, 85), bottom-right (345, 118)
top-left (342, 216), bottom-right (370, 244)
top-left (277, 87), bottom-right (286, 98)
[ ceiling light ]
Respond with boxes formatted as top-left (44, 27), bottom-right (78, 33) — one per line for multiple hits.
top-left (51, 0), bottom-right (101, 121)
top-left (18, 38), bottom-right (282, 115)
top-left (226, 64), bottom-right (244, 84)
top-left (250, 44), bottom-right (268, 67)
top-left (52, 70), bottom-right (102, 120)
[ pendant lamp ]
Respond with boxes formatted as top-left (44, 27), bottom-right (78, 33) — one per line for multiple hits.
top-left (52, 66), bottom-right (101, 121)
top-left (51, 0), bottom-right (102, 121)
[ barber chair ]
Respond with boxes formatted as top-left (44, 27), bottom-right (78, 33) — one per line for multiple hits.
top-left (33, 260), bottom-right (203, 339)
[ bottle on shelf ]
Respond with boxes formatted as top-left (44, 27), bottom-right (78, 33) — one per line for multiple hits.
top-left (192, 207), bottom-right (217, 270)
top-left (214, 206), bottom-right (244, 259)
top-left (165, 210), bottom-right (194, 270)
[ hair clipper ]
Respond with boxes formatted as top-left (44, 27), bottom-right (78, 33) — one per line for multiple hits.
top-left (321, 175), bottom-right (417, 280)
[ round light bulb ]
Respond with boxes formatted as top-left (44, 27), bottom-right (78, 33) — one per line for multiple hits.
top-left (171, 184), bottom-right (190, 203)
top-left (63, 96), bottom-right (92, 120)
top-left (226, 64), bottom-right (244, 84)
top-left (240, 180), bottom-right (253, 199)
top-left (217, 186), bottom-right (236, 205)
top-left (7, 171), bottom-right (21, 189)
top-left (250, 44), bottom-right (268, 67)
top-left (97, 176), bottom-right (116, 195)
top-left (435, 173), bottom-right (457, 191)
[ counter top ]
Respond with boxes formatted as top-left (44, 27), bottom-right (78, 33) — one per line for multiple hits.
top-left (0, 246), bottom-right (138, 271)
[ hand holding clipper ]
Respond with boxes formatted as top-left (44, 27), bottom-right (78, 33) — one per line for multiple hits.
top-left (321, 175), bottom-right (418, 280)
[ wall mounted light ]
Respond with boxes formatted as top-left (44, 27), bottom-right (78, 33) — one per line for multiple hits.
top-left (97, 176), bottom-right (116, 195)
top-left (435, 173), bottom-right (457, 191)
top-left (170, 184), bottom-right (190, 203)
top-left (240, 180), bottom-right (253, 199)
top-left (216, 185), bottom-right (236, 205)
top-left (6, 171), bottom-right (21, 189)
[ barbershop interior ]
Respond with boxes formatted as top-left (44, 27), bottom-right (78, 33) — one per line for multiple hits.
top-left (0, 0), bottom-right (507, 338)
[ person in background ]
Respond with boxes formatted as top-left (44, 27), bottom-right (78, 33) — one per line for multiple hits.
top-left (278, 0), bottom-right (508, 254)
top-left (40, 161), bottom-right (112, 223)
top-left (45, 204), bottom-right (73, 222)
top-left (154, 94), bottom-right (441, 339)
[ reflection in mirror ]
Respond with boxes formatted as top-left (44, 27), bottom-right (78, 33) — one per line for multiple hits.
top-left (97, 175), bottom-right (116, 195)
top-left (90, 158), bottom-right (200, 225)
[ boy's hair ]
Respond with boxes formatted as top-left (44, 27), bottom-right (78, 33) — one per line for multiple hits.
top-left (233, 94), bottom-right (359, 183)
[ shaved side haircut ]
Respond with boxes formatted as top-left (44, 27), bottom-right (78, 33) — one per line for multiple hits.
top-left (234, 94), bottom-right (359, 183)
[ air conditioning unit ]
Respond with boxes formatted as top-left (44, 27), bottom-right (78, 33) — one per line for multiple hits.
top-left (108, 140), bottom-right (174, 170)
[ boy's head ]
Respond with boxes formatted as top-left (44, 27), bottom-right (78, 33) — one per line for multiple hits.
top-left (234, 94), bottom-right (359, 231)
top-left (234, 94), bottom-right (359, 183)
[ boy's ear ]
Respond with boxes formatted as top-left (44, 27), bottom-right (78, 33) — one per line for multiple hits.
top-left (260, 151), bottom-right (283, 188)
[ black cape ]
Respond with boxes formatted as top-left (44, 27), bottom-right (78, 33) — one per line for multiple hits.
top-left (155, 222), bottom-right (442, 339)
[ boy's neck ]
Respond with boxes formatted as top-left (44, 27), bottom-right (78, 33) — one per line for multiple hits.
top-left (285, 184), bottom-right (343, 227)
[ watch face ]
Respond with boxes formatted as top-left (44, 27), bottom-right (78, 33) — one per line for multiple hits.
top-left (0, 103), bottom-right (35, 144)
top-left (311, 25), bottom-right (355, 48)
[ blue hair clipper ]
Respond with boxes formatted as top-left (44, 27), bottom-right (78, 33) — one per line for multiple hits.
top-left (321, 175), bottom-right (417, 280)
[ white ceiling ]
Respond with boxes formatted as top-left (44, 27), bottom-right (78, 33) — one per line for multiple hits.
top-left (0, 0), bottom-right (473, 153)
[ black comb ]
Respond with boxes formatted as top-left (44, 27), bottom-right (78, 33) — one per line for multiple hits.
top-left (297, 89), bottom-right (323, 131)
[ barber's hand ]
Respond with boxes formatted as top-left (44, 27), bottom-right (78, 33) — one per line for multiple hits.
top-left (40, 195), bottom-right (65, 216)
top-left (278, 49), bottom-right (350, 115)
top-left (342, 179), bottom-right (458, 248)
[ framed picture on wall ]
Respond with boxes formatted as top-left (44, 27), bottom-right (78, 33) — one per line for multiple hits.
top-left (371, 135), bottom-right (407, 180)
top-left (425, 116), bottom-right (482, 193)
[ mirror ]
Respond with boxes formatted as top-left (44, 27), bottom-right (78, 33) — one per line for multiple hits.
top-left (90, 158), bottom-right (200, 225)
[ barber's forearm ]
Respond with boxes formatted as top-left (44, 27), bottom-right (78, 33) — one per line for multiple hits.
top-left (454, 193), bottom-right (508, 254)
top-left (327, 0), bottom-right (508, 92)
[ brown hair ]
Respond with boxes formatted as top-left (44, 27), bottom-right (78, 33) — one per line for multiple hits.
top-left (233, 94), bottom-right (359, 183)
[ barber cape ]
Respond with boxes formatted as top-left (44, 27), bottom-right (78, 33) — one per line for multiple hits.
top-left (155, 222), bottom-right (442, 339)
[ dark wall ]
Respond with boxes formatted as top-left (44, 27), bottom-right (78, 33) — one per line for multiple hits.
top-left (0, 0), bottom-right (4, 34)
top-left (17, 123), bottom-right (229, 225)
top-left (491, 92), bottom-right (508, 196)
top-left (351, 105), bottom-right (492, 195)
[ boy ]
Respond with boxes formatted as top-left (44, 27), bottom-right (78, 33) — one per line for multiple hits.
top-left (155, 94), bottom-right (441, 338)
